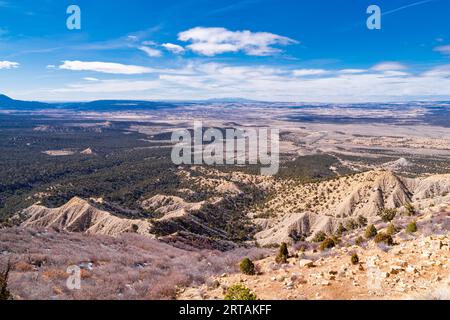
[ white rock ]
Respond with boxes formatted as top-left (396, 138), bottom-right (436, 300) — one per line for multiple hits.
top-left (299, 259), bottom-right (315, 268)
top-left (406, 266), bottom-right (419, 274)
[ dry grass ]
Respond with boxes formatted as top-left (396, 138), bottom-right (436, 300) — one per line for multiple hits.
top-left (0, 227), bottom-right (269, 300)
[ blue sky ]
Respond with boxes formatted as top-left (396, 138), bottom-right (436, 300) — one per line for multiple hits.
top-left (0, 0), bottom-right (450, 102)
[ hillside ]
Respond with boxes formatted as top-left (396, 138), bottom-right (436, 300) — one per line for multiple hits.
top-left (252, 170), bottom-right (450, 246)
top-left (5, 167), bottom-right (450, 300)
top-left (16, 167), bottom-right (272, 249)
top-left (0, 227), bottom-right (268, 300)
top-left (17, 169), bottom-right (450, 249)
top-left (21, 197), bottom-right (152, 237)
top-left (180, 202), bottom-right (450, 300)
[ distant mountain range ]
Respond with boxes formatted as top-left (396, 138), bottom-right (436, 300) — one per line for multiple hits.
top-left (0, 94), bottom-right (52, 110)
top-left (3, 93), bottom-right (450, 112)
top-left (0, 94), bottom-right (181, 111)
top-left (0, 94), bottom-right (269, 112)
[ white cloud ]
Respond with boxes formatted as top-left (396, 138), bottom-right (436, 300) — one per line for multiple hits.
top-left (0, 61), bottom-right (19, 69)
top-left (382, 70), bottom-right (410, 77)
top-left (422, 64), bottom-right (450, 77)
top-left (178, 27), bottom-right (298, 56)
top-left (83, 77), bottom-right (99, 82)
top-left (339, 69), bottom-right (367, 74)
top-left (372, 62), bottom-right (407, 71)
top-left (59, 60), bottom-right (153, 74)
top-left (138, 46), bottom-right (162, 57)
top-left (434, 45), bottom-right (450, 55)
top-left (293, 69), bottom-right (328, 77)
top-left (44, 62), bottom-right (450, 103)
top-left (162, 43), bottom-right (185, 54)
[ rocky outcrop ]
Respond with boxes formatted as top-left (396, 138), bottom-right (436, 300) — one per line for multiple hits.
top-left (409, 174), bottom-right (450, 200)
top-left (80, 148), bottom-right (94, 155)
top-left (255, 170), bottom-right (450, 245)
top-left (22, 197), bottom-right (152, 237)
top-left (256, 212), bottom-right (339, 246)
top-left (141, 195), bottom-right (205, 221)
top-left (381, 158), bottom-right (413, 172)
top-left (20, 192), bottom-right (243, 249)
top-left (334, 171), bottom-right (413, 218)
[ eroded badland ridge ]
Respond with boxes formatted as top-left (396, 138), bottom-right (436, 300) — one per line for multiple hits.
top-left (17, 169), bottom-right (450, 246)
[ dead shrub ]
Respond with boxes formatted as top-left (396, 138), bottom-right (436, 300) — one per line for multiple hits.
top-left (14, 261), bottom-right (35, 272)
top-left (42, 268), bottom-right (68, 281)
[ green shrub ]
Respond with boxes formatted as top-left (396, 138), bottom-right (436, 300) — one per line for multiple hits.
top-left (275, 243), bottom-right (289, 264)
top-left (336, 223), bottom-right (347, 236)
top-left (374, 232), bottom-right (394, 246)
top-left (379, 208), bottom-right (397, 223)
top-left (345, 219), bottom-right (359, 231)
top-left (406, 221), bottom-right (418, 233)
top-left (386, 223), bottom-right (398, 236)
top-left (404, 203), bottom-right (417, 216)
top-left (312, 231), bottom-right (327, 243)
top-left (351, 253), bottom-right (359, 265)
top-left (320, 238), bottom-right (336, 251)
top-left (358, 215), bottom-right (368, 227)
top-left (355, 236), bottom-right (365, 246)
top-left (224, 284), bottom-right (257, 300)
top-left (365, 225), bottom-right (378, 239)
top-left (239, 258), bottom-right (256, 276)
top-left (0, 261), bottom-right (12, 301)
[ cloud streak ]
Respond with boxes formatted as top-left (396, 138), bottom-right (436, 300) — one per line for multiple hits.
top-left (0, 60), bottom-right (19, 69)
top-left (434, 45), bottom-right (450, 55)
top-left (383, 0), bottom-right (437, 16)
top-left (138, 46), bottom-right (163, 57)
top-left (162, 43), bottom-right (185, 54)
top-left (59, 61), bottom-right (153, 75)
top-left (372, 62), bottom-right (407, 71)
top-left (293, 69), bottom-right (328, 77)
